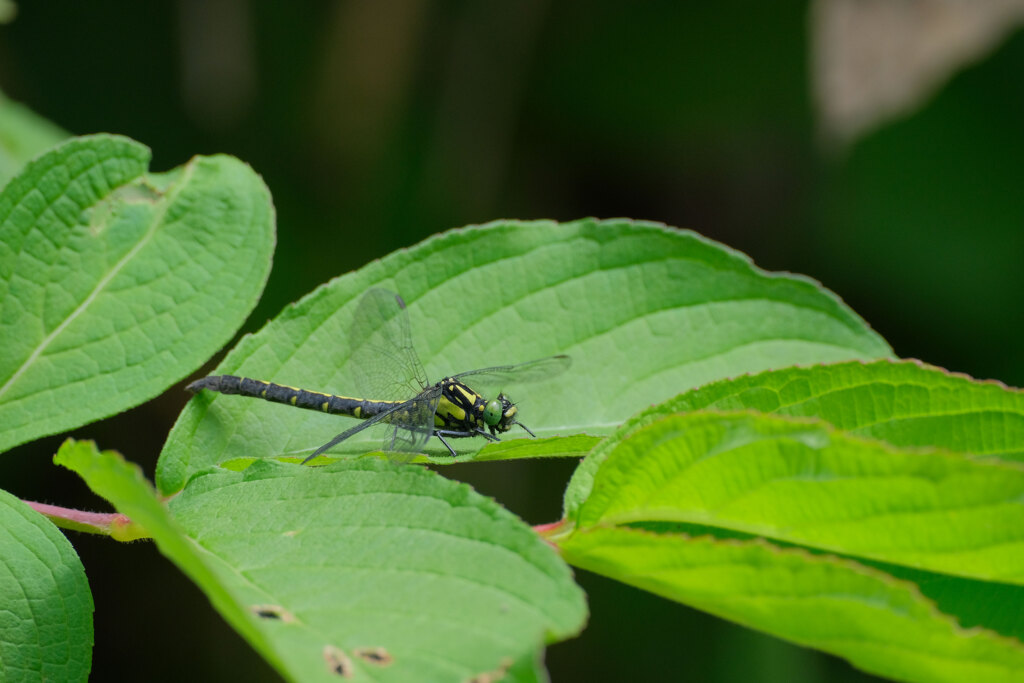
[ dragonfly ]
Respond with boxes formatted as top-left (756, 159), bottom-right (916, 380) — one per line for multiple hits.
top-left (187, 288), bottom-right (571, 463)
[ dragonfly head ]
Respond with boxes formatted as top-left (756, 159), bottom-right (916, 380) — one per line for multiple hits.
top-left (484, 393), bottom-right (536, 437)
top-left (483, 397), bottom-right (505, 427)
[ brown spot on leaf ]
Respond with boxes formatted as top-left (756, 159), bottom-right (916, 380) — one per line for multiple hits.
top-left (353, 646), bottom-right (393, 666)
top-left (324, 645), bottom-right (354, 678)
top-left (249, 604), bottom-right (296, 623)
top-left (465, 657), bottom-right (513, 683)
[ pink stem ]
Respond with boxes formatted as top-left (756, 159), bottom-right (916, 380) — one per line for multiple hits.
top-left (25, 500), bottom-right (149, 541)
top-left (532, 520), bottom-right (565, 535)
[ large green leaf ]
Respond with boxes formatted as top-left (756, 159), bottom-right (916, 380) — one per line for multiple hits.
top-left (567, 411), bottom-right (1024, 582)
top-left (57, 439), bottom-right (585, 683)
top-left (0, 134), bottom-right (275, 454)
top-left (160, 218), bottom-right (891, 494)
top-left (564, 359), bottom-right (1024, 516)
top-left (555, 410), bottom-right (1024, 682)
top-left (0, 488), bottom-right (92, 683)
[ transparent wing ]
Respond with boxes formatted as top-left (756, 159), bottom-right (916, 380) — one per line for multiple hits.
top-left (304, 387), bottom-right (441, 463)
top-left (347, 288), bottom-right (429, 401)
top-left (378, 390), bottom-right (441, 459)
top-left (452, 355), bottom-right (572, 396)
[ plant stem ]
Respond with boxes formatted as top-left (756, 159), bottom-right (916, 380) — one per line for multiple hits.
top-left (25, 500), bottom-right (150, 542)
top-left (533, 519), bottom-right (572, 546)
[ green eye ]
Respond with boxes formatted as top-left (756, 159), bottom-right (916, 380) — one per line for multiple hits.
top-left (483, 398), bottom-right (503, 426)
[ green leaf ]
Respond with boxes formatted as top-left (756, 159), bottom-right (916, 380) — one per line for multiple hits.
top-left (463, 434), bottom-right (602, 463)
top-left (646, 359), bottom-right (1024, 462)
top-left (0, 134), bottom-right (275, 454)
top-left (567, 411), bottom-right (1024, 582)
top-left (58, 439), bottom-right (586, 683)
top-left (0, 488), bottom-right (93, 683)
top-left (0, 91), bottom-right (69, 187)
top-left (560, 527), bottom-right (1024, 683)
top-left (563, 359), bottom-right (1024, 517)
top-left (160, 218), bottom-right (890, 494)
top-left (555, 410), bottom-right (1024, 682)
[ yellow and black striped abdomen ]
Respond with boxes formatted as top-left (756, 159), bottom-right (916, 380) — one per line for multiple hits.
top-left (187, 375), bottom-right (396, 420)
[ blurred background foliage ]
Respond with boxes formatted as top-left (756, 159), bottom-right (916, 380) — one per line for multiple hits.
top-left (1, 2), bottom-right (1022, 681)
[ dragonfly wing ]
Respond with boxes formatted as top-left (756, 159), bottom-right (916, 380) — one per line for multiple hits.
top-left (452, 355), bottom-right (572, 395)
top-left (379, 390), bottom-right (441, 458)
top-left (348, 289), bottom-right (429, 401)
top-left (304, 387), bottom-right (441, 463)
top-left (301, 411), bottom-right (389, 464)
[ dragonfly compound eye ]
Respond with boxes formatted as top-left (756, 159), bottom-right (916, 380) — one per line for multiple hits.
top-left (483, 398), bottom-right (504, 426)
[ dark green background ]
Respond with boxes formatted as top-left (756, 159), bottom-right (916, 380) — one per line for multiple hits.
top-left (2, 2), bottom-right (1021, 681)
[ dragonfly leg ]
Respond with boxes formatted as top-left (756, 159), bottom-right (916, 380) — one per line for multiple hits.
top-left (515, 421), bottom-right (537, 437)
top-left (435, 433), bottom-right (459, 457)
top-left (434, 428), bottom-right (500, 457)
top-left (474, 428), bottom-right (500, 442)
